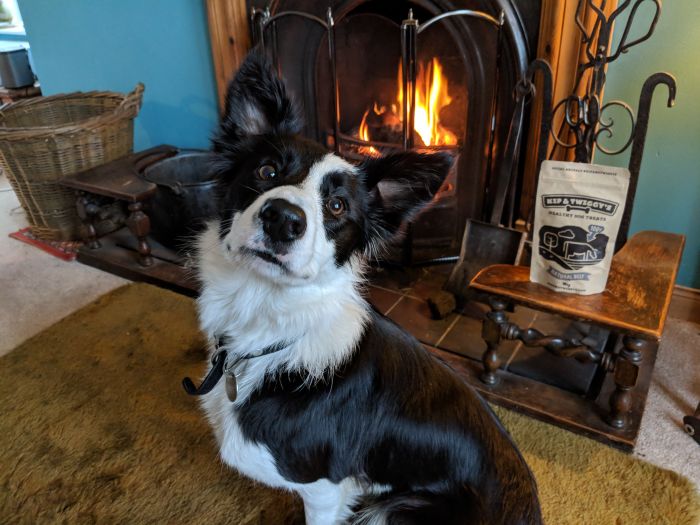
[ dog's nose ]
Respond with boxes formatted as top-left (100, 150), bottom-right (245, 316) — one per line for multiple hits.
top-left (259, 198), bottom-right (307, 243)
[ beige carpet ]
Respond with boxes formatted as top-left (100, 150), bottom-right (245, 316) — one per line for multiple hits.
top-left (633, 318), bottom-right (700, 483)
top-left (1, 283), bottom-right (698, 524)
top-left (0, 173), bottom-right (127, 357)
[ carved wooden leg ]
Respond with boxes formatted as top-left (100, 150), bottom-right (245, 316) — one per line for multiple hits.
top-left (75, 191), bottom-right (101, 249)
top-left (126, 201), bottom-right (153, 267)
top-left (607, 335), bottom-right (651, 429)
top-left (480, 297), bottom-right (509, 385)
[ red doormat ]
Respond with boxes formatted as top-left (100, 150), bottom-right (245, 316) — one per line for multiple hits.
top-left (9, 228), bottom-right (82, 262)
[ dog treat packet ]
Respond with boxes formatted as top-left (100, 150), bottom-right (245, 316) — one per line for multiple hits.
top-left (530, 160), bottom-right (630, 295)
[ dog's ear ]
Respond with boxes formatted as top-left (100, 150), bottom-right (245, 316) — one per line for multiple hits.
top-left (214, 52), bottom-right (302, 149)
top-left (363, 151), bottom-right (453, 243)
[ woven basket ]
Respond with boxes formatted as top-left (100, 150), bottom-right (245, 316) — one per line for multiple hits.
top-left (0, 84), bottom-right (144, 240)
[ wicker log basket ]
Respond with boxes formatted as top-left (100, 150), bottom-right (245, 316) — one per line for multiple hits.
top-left (0, 84), bottom-right (144, 240)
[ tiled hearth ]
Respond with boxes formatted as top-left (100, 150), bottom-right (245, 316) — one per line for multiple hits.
top-left (366, 265), bottom-right (601, 395)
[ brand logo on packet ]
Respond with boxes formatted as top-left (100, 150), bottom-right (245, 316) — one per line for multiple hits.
top-left (541, 194), bottom-right (618, 215)
top-left (538, 225), bottom-right (608, 271)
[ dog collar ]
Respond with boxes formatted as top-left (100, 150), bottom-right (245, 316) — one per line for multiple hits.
top-left (182, 335), bottom-right (291, 402)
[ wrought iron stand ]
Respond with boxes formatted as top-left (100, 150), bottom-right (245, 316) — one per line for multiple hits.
top-left (477, 0), bottom-right (677, 437)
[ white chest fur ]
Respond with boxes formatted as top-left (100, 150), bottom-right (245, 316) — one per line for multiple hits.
top-left (196, 224), bottom-right (369, 382)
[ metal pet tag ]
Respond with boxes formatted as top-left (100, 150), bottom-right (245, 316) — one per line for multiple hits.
top-left (223, 356), bottom-right (240, 402)
top-left (225, 373), bottom-right (238, 402)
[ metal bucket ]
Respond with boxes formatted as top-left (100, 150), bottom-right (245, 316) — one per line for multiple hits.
top-left (0, 44), bottom-right (34, 88)
top-left (141, 150), bottom-right (218, 251)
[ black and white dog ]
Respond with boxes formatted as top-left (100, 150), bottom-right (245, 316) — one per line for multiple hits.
top-left (193, 53), bottom-right (542, 525)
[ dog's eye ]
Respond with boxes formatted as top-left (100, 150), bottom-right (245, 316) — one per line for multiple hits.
top-left (257, 164), bottom-right (277, 181)
top-left (327, 197), bottom-right (346, 216)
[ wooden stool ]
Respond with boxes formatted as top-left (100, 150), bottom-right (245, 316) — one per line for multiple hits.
top-left (470, 231), bottom-right (685, 449)
top-left (60, 146), bottom-right (178, 267)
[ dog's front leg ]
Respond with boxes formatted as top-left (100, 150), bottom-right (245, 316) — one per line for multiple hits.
top-left (297, 478), bottom-right (356, 525)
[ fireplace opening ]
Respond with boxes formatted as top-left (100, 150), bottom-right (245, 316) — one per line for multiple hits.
top-left (330, 7), bottom-right (468, 157)
top-left (355, 57), bottom-right (461, 154)
top-left (250, 0), bottom-right (539, 263)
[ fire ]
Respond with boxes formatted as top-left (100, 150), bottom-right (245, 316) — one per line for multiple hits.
top-left (358, 57), bottom-right (457, 150)
top-left (358, 104), bottom-right (382, 157)
top-left (412, 58), bottom-right (458, 146)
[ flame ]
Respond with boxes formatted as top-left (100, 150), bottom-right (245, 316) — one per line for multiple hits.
top-left (357, 57), bottom-right (456, 152)
top-left (358, 108), bottom-right (381, 157)
top-left (396, 58), bottom-right (457, 147)
top-left (415, 58), bottom-right (457, 146)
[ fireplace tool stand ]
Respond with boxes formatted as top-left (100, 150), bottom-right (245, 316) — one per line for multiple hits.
top-left (469, 0), bottom-right (682, 450)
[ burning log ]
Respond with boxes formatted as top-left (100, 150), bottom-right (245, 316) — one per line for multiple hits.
top-left (365, 108), bottom-right (401, 143)
top-left (356, 57), bottom-right (460, 151)
top-left (362, 106), bottom-right (426, 147)
top-left (438, 94), bottom-right (467, 140)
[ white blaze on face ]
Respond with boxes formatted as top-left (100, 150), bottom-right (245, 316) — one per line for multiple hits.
top-left (220, 153), bottom-right (357, 283)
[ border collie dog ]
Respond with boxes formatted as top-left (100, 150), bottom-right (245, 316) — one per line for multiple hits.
top-left (194, 53), bottom-right (542, 525)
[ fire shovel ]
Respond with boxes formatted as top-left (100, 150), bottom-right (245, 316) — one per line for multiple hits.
top-left (441, 95), bottom-right (527, 309)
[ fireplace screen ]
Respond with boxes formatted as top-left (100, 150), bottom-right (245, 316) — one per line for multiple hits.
top-left (332, 10), bottom-right (472, 157)
top-left (250, 1), bottom-right (534, 263)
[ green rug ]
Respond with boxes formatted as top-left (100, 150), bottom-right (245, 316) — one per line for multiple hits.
top-left (1, 283), bottom-right (697, 524)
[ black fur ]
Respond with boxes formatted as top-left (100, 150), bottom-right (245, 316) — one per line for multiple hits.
top-left (212, 131), bottom-right (326, 239)
top-left (238, 311), bottom-right (542, 525)
top-left (210, 52), bottom-right (542, 524)
top-left (214, 51), bottom-right (302, 150)
top-left (363, 150), bottom-right (453, 242)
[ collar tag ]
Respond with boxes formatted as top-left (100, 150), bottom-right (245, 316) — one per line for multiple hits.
top-left (224, 373), bottom-right (238, 402)
top-left (223, 355), bottom-right (241, 402)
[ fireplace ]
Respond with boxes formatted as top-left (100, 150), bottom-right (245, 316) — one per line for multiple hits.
top-left (249, 0), bottom-right (540, 262)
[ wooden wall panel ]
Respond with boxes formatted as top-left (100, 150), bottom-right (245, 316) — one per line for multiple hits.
top-left (206, 0), bottom-right (252, 111)
top-left (669, 285), bottom-right (700, 325)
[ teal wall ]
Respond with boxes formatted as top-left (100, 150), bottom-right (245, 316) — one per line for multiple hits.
top-left (599, 1), bottom-right (700, 288)
top-left (18, 0), bottom-right (219, 150)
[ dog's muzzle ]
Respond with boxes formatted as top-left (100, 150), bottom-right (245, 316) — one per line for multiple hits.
top-left (259, 198), bottom-right (307, 245)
